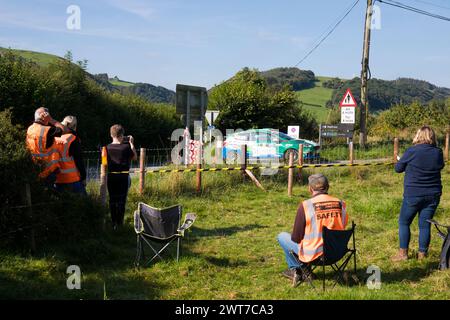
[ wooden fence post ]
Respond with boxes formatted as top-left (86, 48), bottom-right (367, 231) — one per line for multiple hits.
top-left (445, 129), bottom-right (449, 162)
top-left (24, 183), bottom-right (36, 253)
top-left (288, 151), bottom-right (294, 197)
top-left (139, 148), bottom-right (146, 195)
top-left (100, 146), bottom-right (108, 206)
top-left (394, 137), bottom-right (399, 163)
top-left (298, 144), bottom-right (303, 183)
top-left (349, 141), bottom-right (354, 165)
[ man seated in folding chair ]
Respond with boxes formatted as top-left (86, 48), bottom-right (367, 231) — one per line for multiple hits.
top-left (277, 173), bottom-right (353, 288)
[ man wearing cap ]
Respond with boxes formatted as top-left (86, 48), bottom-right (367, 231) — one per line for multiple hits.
top-left (277, 173), bottom-right (349, 280)
top-left (26, 107), bottom-right (68, 186)
top-left (54, 115), bottom-right (87, 195)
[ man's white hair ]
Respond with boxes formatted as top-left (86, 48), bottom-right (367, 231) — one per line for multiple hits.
top-left (62, 115), bottom-right (77, 130)
top-left (34, 107), bottom-right (47, 122)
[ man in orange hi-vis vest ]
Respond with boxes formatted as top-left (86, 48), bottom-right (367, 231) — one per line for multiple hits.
top-left (277, 173), bottom-right (348, 281)
top-left (26, 107), bottom-right (68, 186)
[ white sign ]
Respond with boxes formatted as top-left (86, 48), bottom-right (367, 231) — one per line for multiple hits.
top-left (287, 126), bottom-right (300, 139)
top-left (341, 107), bottom-right (355, 124)
top-left (205, 110), bottom-right (220, 126)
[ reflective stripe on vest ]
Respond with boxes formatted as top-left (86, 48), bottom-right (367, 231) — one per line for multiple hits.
top-left (55, 134), bottom-right (80, 184)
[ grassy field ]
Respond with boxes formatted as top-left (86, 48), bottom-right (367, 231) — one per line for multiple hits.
top-left (0, 47), bottom-right (64, 66)
top-left (296, 76), bottom-right (335, 123)
top-left (109, 79), bottom-right (135, 87)
top-left (1, 165), bottom-right (449, 300)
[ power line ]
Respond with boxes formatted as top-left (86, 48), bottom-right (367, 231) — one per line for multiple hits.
top-left (378, 0), bottom-right (450, 22)
top-left (294, 0), bottom-right (361, 67)
top-left (410, 0), bottom-right (450, 11)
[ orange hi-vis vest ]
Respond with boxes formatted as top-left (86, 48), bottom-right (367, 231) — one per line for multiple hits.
top-left (26, 123), bottom-right (61, 178)
top-left (55, 133), bottom-right (81, 184)
top-left (298, 194), bottom-right (348, 263)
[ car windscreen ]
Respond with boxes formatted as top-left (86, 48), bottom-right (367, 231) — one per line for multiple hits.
top-left (278, 132), bottom-right (294, 141)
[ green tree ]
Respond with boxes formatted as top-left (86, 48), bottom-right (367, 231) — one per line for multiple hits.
top-left (209, 68), bottom-right (317, 138)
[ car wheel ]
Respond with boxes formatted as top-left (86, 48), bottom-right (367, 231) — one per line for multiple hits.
top-left (283, 149), bottom-right (299, 164)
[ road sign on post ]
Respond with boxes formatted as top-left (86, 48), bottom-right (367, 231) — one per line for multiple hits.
top-left (176, 84), bottom-right (208, 129)
top-left (339, 88), bottom-right (357, 125)
top-left (287, 126), bottom-right (300, 139)
top-left (205, 110), bottom-right (220, 126)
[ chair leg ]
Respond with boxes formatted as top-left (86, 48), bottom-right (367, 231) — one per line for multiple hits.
top-left (134, 236), bottom-right (141, 268)
top-left (177, 237), bottom-right (181, 262)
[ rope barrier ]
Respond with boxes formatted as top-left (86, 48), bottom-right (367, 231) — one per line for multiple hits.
top-left (107, 161), bottom-right (402, 174)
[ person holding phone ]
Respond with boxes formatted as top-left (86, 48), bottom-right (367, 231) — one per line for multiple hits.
top-left (106, 124), bottom-right (137, 230)
top-left (392, 126), bottom-right (445, 261)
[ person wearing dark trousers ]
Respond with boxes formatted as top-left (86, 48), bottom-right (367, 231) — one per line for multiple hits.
top-left (106, 124), bottom-right (137, 230)
top-left (392, 126), bottom-right (445, 261)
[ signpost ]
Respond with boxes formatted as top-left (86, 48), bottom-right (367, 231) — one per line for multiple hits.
top-left (287, 126), bottom-right (300, 139)
top-left (176, 84), bottom-right (208, 129)
top-left (339, 88), bottom-right (357, 143)
top-left (176, 84), bottom-right (208, 165)
top-left (339, 88), bottom-right (357, 125)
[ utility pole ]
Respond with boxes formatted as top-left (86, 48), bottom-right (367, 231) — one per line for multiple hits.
top-left (360, 0), bottom-right (373, 147)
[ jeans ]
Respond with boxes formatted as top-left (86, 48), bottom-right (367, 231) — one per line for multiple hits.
top-left (107, 174), bottom-right (131, 227)
top-left (55, 181), bottom-right (87, 195)
top-left (277, 232), bottom-right (303, 269)
top-left (399, 194), bottom-right (441, 253)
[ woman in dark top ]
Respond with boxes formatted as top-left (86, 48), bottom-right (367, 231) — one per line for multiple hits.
top-left (106, 124), bottom-right (137, 229)
top-left (392, 126), bottom-right (445, 261)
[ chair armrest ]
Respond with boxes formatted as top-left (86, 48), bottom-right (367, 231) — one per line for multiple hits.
top-left (177, 213), bottom-right (196, 236)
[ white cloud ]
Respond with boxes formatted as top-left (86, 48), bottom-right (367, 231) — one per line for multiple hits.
top-left (104, 0), bottom-right (155, 20)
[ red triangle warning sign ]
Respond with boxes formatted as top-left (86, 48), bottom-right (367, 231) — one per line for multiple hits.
top-left (339, 88), bottom-right (357, 107)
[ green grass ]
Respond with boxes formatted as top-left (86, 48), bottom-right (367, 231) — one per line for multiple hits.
top-left (0, 47), bottom-right (63, 67)
top-left (109, 79), bottom-right (135, 87)
top-left (296, 76), bottom-right (335, 123)
top-left (1, 166), bottom-right (449, 299)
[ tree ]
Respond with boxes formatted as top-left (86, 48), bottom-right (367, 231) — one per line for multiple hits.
top-left (209, 68), bottom-right (318, 139)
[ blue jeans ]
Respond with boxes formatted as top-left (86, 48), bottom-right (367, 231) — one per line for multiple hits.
top-left (277, 232), bottom-right (304, 269)
top-left (399, 194), bottom-right (441, 253)
top-left (55, 181), bottom-right (87, 196)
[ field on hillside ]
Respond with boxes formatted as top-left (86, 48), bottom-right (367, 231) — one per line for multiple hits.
top-left (109, 79), bottom-right (135, 87)
top-left (296, 76), bottom-right (334, 123)
top-left (1, 165), bottom-right (449, 300)
top-left (0, 48), bottom-right (63, 66)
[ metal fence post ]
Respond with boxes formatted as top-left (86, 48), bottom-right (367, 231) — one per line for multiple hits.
top-left (349, 141), bottom-right (354, 165)
top-left (445, 129), bottom-right (449, 162)
top-left (139, 148), bottom-right (146, 195)
top-left (298, 144), bottom-right (303, 183)
top-left (241, 144), bottom-right (247, 180)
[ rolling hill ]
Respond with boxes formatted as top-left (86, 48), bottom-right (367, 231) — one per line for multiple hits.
top-left (2, 47), bottom-right (449, 121)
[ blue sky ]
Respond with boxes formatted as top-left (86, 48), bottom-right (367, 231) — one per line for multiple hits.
top-left (1, 0), bottom-right (449, 90)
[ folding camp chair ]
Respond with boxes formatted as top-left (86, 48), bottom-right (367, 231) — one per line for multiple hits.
top-left (134, 202), bottom-right (196, 267)
top-left (427, 219), bottom-right (450, 270)
top-left (289, 221), bottom-right (357, 291)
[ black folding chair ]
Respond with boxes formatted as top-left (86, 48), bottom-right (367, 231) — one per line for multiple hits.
top-left (289, 221), bottom-right (357, 290)
top-left (427, 219), bottom-right (450, 270)
top-left (134, 202), bottom-right (196, 267)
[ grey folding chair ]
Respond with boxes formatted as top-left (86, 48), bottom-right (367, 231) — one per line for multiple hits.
top-left (134, 202), bottom-right (196, 267)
